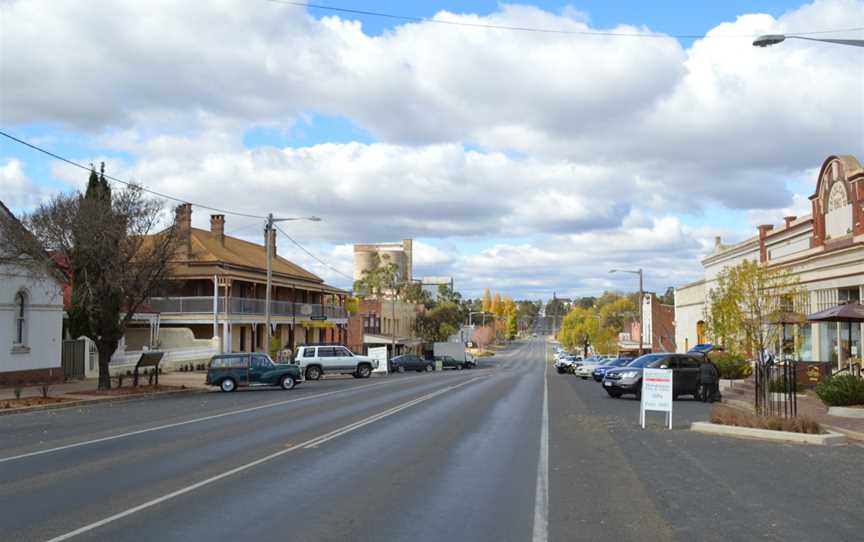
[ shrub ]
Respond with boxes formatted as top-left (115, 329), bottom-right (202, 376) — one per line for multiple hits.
top-left (13, 385), bottom-right (22, 400)
top-left (710, 352), bottom-right (752, 380)
top-left (769, 376), bottom-right (803, 394)
top-left (710, 404), bottom-right (820, 434)
top-left (815, 374), bottom-right (864, 407)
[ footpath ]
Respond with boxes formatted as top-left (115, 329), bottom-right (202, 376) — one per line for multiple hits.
top-left (0, 372), bottom-right (210, 415)
top-left (721, 377), bottom-right (864, 442)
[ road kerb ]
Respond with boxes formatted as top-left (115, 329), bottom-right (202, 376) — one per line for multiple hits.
top-left (0, 388), bottom-right (208, 417)
top-left (690, 421), bottom-right (847, 446)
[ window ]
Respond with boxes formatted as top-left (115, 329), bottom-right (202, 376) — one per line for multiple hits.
top-left (212, 355), bottom-right (248, 369)
top-left (318, 347), bottom-right (337, 358)
top-left (14, 291), bottom-right (27, 346)
top-left (336, 347), bottom-right (352, 357)
top-left (252, 355), bottom-right (272, 370)
top-left (303, 348), bottom-right (316, 358)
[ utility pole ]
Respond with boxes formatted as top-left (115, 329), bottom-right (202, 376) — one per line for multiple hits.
top-left (264, 214), bottom-right (321, 356)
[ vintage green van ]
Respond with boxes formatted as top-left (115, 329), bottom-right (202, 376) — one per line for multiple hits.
top-left (206, 353), bottom-right (303, 392)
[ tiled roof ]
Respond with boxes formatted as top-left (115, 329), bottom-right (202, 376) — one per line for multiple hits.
top-left (187, 228), bottom-right (323, 283)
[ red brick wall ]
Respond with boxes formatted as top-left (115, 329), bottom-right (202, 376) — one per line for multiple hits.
top-left (0, 367), bottom-right (63, 387)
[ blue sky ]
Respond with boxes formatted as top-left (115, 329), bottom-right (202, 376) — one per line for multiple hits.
top-left (2, 0), bottom-right (862, 299)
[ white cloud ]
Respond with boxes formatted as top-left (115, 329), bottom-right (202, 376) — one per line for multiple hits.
top-left (0, 159), bottom-right (44, 209)
top-left (2, 0), bottom-right (862, 297)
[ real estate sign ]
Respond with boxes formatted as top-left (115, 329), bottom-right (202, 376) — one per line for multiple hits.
top-left (640, 368), bottom-right (673, 429)
top-left (368, 346), bottom-right (388, 374)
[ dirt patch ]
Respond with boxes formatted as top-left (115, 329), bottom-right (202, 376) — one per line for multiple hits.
top-left (66, 385), bottom-right (186, 397)
top-left (711, 404), bottom-right (821, 434)
top-left (1, 397), bottom-right (72, 409)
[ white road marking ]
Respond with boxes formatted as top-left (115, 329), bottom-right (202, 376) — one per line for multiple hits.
top-left (44, 377), bottom-right (483, 542)
top-left (533, 340), bottom-right (549, 542)
top-left (0, 375), bottom-right (445, 464)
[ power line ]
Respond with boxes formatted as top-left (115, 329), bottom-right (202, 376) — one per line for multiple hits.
top-left (264, 0), bottom-right (864, 39)
top-left (275, 224), bottom-right (354, 281)
top-left (2, 128), bottom-right (354, 285)
top-left (0, 129), bottom-right (267, 220)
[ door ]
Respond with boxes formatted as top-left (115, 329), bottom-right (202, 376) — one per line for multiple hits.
top-left (317, 347), bottom-right (338, 370)
top-left (226, 354), bottom-right (250, 387)
top-left (334, 346), bottom-right (355, 370)
top-left (250, 354), bottom-right (273, 385)
top-left (675, 355), bottom-right (701, 395)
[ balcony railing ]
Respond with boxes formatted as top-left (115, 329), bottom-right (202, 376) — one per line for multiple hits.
top-left (148, 297), bottom-right (348, 319)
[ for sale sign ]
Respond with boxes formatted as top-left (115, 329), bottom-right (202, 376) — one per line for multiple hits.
top-left (640, 368), bottom-right (673, 429)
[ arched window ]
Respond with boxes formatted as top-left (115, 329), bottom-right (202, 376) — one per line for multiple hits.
top-left (14, 291), bottom-right (27, 346)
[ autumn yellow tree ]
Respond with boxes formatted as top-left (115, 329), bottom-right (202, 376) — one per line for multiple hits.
top-left (491, 293), bottom-right (503, 318)
top-left (481, 288), bottom-right (492, 313)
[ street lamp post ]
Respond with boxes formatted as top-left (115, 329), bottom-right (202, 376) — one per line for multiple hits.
top-left (753, 34), bottom-right (864, 48)
top-left (264, 214), bottom-right (321, 356)
top-left (610, 268), bottom-right (644, 356)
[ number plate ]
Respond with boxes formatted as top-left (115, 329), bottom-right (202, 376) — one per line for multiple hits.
top-left (603, 381), bottom-right (612, 387)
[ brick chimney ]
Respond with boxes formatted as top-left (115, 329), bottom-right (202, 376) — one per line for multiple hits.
top-left (784, 215), bottom-right (797, 228)
top-left (175, 203), bottom-right (192, 260)
top-left (210, 214), bottom-right (225, 245)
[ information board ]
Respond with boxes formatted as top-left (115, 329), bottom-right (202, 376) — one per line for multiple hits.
top-left (640, 368), bottom-right (673, 429)
top-left (368, 346), bottom-right (389, 374)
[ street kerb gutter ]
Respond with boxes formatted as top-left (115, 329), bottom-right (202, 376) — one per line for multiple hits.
top-left (0, 387), bottom-right (208, 417)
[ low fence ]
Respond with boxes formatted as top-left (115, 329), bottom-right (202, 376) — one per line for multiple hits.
top-left (754, 359), bottom-right (798, 418)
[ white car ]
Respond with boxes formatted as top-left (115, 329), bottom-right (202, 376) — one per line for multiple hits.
top-left (293, 345), bottom-right (378, 381)
top-left (574, 357), bottom-right (607, 379)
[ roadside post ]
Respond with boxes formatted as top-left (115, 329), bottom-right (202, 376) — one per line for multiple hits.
top-left (640, 368), bottom-right (673, 429)
top-left (368, 346), bottom-right (388, 375)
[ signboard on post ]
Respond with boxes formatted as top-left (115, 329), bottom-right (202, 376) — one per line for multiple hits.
top-left (640, 368), bottom-right (673, 429)
top-left (368, 346), bottom-right (388, 374)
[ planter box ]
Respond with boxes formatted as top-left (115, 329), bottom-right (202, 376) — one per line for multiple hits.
top-left (691, 421), bottom-right (846, 446)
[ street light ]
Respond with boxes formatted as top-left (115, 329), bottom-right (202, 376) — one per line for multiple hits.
top-left (265, 214), bottom-right (321, 355)
top-left (610, 268), bottom-right (644, 356)
top-left (753, 34), bottom-right (864, 48)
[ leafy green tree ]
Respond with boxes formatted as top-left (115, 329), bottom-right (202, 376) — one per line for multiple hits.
top-left (506, 311), bottom-right (518, 340)
top-left (353, 252), bottom-right (400, 299)
top-left (1, 165), bottom-right (178, 389)
top-left (414, 302), bottom-right (464, 342)
top-left (705, 259), bottom-right (803, 359)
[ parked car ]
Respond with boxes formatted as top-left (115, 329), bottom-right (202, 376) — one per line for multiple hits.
top-left (292, 345), bottom-right (378, 380)
top-left (391, 354), bottom-right (435, 373)
top-left (591, 357), bottom-right (633, 382)
top-left (206, 352), bottom-right (303, 392)
top-left (574, 356), bottom-right (610, 379)
top-left (436, 355), bottom-right (466, 370)
top-left (555, 354), bottom-right (582, 374)
top-left (602, 353), bottom-right (701, 399)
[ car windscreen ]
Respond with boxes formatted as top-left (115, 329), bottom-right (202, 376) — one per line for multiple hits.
top-left (608, 358), bottom-right (631, 367)
top-left (626, 354), bottom-right (666, 368)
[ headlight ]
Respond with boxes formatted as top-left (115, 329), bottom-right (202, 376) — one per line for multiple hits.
top-left (620, 371), bottom-right (639, 379)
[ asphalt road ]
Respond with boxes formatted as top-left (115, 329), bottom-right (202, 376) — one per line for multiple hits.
top-left (1, 339), bottom-right (862, 542)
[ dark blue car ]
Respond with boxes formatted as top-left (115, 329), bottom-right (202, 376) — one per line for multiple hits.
top-left (592, 357), bottom-right (633, 382)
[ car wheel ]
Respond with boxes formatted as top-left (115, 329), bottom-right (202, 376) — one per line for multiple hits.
top-left (305, 366), bottom-right (322, 381)
top-left (396, 366), bottom-right (405, 373)
top-left (220, 378), bottom-right (236, 392)
top-left (357, 364), bottom-right (372, 378)
top-left (280, 375), bottom-right (296, 390)
top-left (425, 364), bottom-right (434, 372)
top-left (606, 390), bottom-right (622, 398)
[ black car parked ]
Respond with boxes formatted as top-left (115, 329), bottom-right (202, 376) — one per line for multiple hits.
top-left (602, 353), bottom-right (701, 399)
top-left (390, 354), bottom-right (435, 373)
